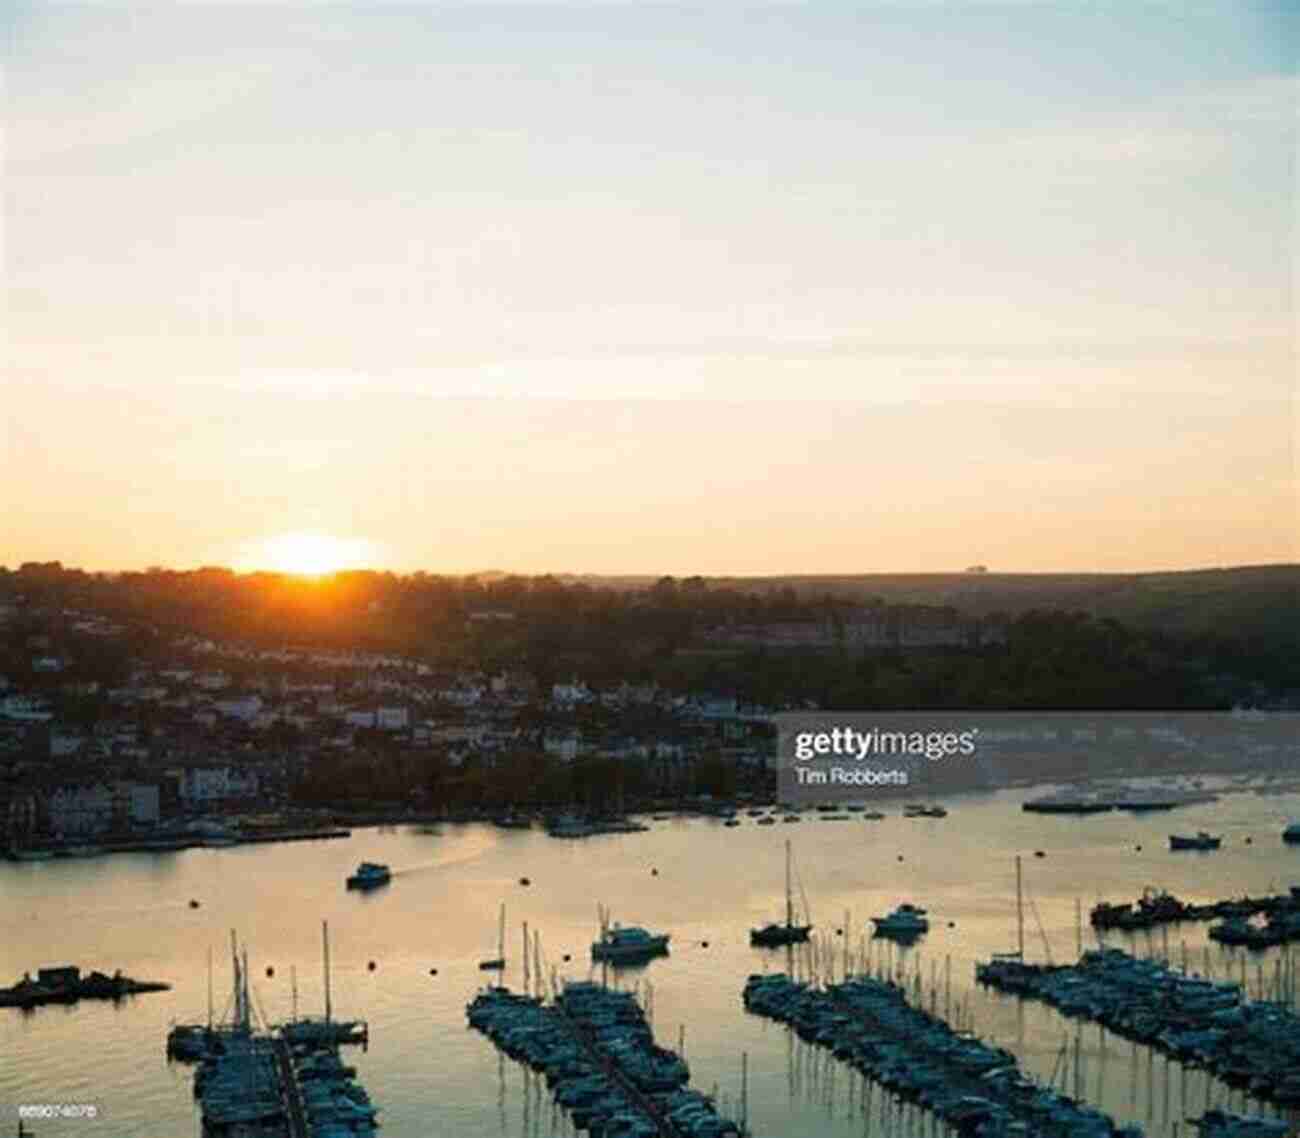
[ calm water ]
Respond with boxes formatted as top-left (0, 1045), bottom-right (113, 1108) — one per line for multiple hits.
top-left (3, 783), bottom-right (1300, 1137)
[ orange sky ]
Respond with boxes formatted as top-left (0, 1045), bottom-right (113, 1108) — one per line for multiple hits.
top-left (5, 4), bottom-right (1296, 575)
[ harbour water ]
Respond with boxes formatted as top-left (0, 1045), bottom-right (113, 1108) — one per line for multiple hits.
top-left (3, 782), bottom-right (1299, 1136)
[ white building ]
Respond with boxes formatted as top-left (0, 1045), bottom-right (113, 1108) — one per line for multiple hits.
top-left (376, 706), bottom-right (409, 731)
top-left (1, 694), bottom-right (53, 722)
top-left (48, 783), bottom-right (112, 836)
top-left (196, 671), bottom-right (231, 691)
top-left (214, 694), bottom-right (263, 722)
top-left (543, 730), bottom-right (581, 762)
top-left (550, 680), bottom-right (592, 708)
top-left (177, 766), bottom-right (259, 803)
top-left (128, 783), bottom-right (160, 825)
top-left (49, 730), bottom-right (88, 758)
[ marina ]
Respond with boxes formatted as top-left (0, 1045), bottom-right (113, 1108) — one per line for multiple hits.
top-left (743, 970), bottom-right (1142, 1136)
top-left (172, 928), bottom-right (377, 1137)
top-left (976, 948), bottom-right (1300, 1107)
top-left (6, 783), bottom-right (1300, 1136)
top-left (468, 981), bottom-right (746, 1137)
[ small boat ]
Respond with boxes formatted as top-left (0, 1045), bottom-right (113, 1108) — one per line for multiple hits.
top-left (591, 908), bottom-right (670, 962)
top-left (1169, 832), bottom-right (1222, 851)
top-left (1022, 794), bottom-right (1112, 815)
top-left (1283, 822), bottom-right (1300, 844)
top-left (7, 847), bottom-right (55, 861)
top-left (903, 803), bottom-right (947, 818)
top-left (723, 817), bottom-right (741, 827)
top-left (346, 862), bottom-right (392, 889)
top-left (871, 903), bottom-right (930, 939)
top-left (782, 814), bottom-right (801, 823)
top-left (862, 811), bottom-right (886, 821)
top-left (750, 839), bottom-right (812, 946)
top-left (756, 816), bottom-right (777, 826)
top-left (546, 813), bottom-right (596, 838)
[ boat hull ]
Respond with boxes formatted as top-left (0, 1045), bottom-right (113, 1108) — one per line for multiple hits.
top-left (750, 924), bottom-right (812, 947)
top-left (590, 936), bottom-right (670, 962)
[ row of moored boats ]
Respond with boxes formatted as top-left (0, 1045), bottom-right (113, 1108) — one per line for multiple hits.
top-left (744, 971), bottom-right (1143, 1137)
top-left (467, 982), bottom-right (744, 1137)
top-left (976, 948), bottom-right (1300, 1106)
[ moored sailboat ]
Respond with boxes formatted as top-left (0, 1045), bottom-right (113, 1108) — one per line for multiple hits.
top-left (750, 840), bottom-right (812, 946)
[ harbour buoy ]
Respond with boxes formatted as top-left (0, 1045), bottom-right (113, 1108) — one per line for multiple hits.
top-left (1135, 845), bottom-right (1142, 851)
top-left (562, 954), bottom-right (571, 963)
top-left (368, 960), bottom-right (376, 971)
top-left (701, 941), bottom-right (709, 948)
top-left (1034, 850), bottom-right (1045, 858)
top-left (948, 921), bottom-right (956, 928)
top-left (430, 968), bottom-right (438, 976)
top-left (189, 900), bottom-right (200, 909)
top-left (897, 855), bottom-right (904, 862)
top-left (520, 877), bottom-right (531, 886)
top-left (651, 868), bottom-right (658, 876)
top-left (835, 928), bottom-right (843, 936)
top-left (1244, 837), bottom-right (1252, 845)
top-left (266, 966), bottom-right (274, 978)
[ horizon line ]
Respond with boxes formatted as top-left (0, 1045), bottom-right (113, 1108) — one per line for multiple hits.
top-left (4, 560), bottom-right (1297, 581)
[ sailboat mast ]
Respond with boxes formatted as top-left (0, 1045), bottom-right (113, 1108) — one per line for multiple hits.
top-left (291, 964), bottom-right (298, 1023)
top-left (741, 1050), bottom-right (748, 1132)
top-left (785, 840), bottom-right (793, 928)
top-left (498, 902), bottom-right (506, 962)
top-left (242, 948), bottom-right (251, 1031)
top-left (1015, 855), bottom-right (1025, 960)
top-left (230, 930), bottom-right (240, 1029)
top-left (206, 946), bottom-right (213, 1030)
top-left (323, 919), bottom-right (332, 1024)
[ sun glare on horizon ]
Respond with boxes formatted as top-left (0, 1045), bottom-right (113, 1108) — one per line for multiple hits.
top-left (238, 532), bottom-right (380, 577)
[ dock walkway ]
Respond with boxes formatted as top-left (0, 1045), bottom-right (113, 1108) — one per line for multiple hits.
top-left (977, 948), bottom-right (1300, 1108)
top-left (273, 1036), bottom-right (309, 1138)
top-left (745, 971), bottom-right (1140, 1137)
top-left (552, 1003), bottom-right (680, 1137)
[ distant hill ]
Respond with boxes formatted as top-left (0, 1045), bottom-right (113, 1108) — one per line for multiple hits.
top-left (584, 565), bottom-right (1299, 646)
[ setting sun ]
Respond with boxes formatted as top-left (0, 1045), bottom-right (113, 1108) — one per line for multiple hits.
top-left (239, 532), bottom-right (379, 577)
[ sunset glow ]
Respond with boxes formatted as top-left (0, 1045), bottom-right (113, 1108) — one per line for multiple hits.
top-left (3, 4), bottom-right (1295, 574)
top-left (240, 533), bottom-right (379, 578)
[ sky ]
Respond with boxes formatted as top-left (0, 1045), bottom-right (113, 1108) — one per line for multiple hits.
top-left (4, 1), bottom-right (1296, 575)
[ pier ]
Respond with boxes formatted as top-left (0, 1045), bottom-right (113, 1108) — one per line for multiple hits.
top-left (169, 927), bottom-right (378, 1136)
top-left (468, 983), bottom-right (745, 1137)
top-left (744, 971), bottom-right (1143, 1137)
top-left (977, 948), bottom-right (1300, 1109)
top-left (273, 1036), bottom-right (309, 1138)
